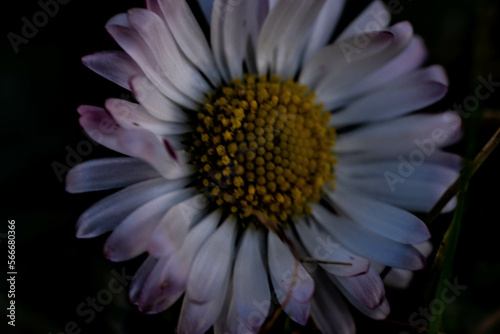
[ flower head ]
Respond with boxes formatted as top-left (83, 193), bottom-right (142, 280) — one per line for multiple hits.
top-left (67, 0), bottom-right (462, 333)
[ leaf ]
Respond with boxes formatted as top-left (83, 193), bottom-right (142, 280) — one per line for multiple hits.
top-left (427, 127), bottom-right (500, 333)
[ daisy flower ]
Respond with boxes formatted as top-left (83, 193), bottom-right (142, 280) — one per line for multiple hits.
top-left (67, 0), bottom-right (462, 333)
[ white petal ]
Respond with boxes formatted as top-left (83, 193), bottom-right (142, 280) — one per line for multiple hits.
top-left (257, 0), bottom-right (325, 78)
top-left (216, 0), bottom-right (245, 79)
top-left (286, 300), bottom-right (311, 326)
top-left (339, 176), bottom-right (458, 213)
top-left (329, 270), bottom-right (390, 319)
top-left (337, 149), bottom-right (461, 171)
top-left (129, 256), bottom-right (157, 304)
top-left (127, 8), bottom-right (210, 100)
top-left (294, 221), bottom-right (370, 276)
top-left (82, 51), bottom-right (143, 90)
top-left (178, 274), bottom-right (231, 334)
top-left (403, 64), bottom-right (449, 86)
top-left (268, 232), bottom-right (313, 325)
top-left (388, 269), bottom-right (415, 289)
top-left (312, 205), bottom-right (426, 270)
top-left (106, 13), bottom-right (132, 28)
top-left (269, 0), bottom-right (279, 10)
top-left (273, 0), bottom-right (325, 78)
top-left (149, 194), bottom-right (210, 256)
top-left (157, 0), bottom-right (221, 86)
top-left (145, 0), bottom-right (163, 16)
top-left (336, 163), bottom-right (459, 213)
top-left (130, 75), bottom-right (189, 123)
top-left (336, 159), bottom-right (459, 185)
top-left (377, 241), bottom-right (432, 289)
top-left (78, 106), bottom-right (193, 179)
top-left (187, 216), bottom-right (238, 303)
top-left (336, 148), bottom-right (462, 179)
top-left (162, 134), bottom-right (187, 151)
top-left (245, 0), bottom-right (270, 74)
top-left (139, 210), bottom-right (222, 313)
top-left (310, 271), bottom-right (355, 334)
top-left (210, 0), bottom-right (266, 79)
top-left (232, 228), bottom-right (270, 332)
top-left (330, 80), bottom-right (447, 128)
top-left (338, 36), bottom-right (428, 102)
top-left (335, 0), bottom-right (390, 41)
top-left (358, 297), bottom-right (390, 320)
top-left (219, 0), bottom-right (268, 79)
top-left (327, 190), bottom-right (430, 244)
top-left (136, 256), bottom-right (171, 313)
top-left (415, 240), bottom-right (433, 257)
top-left (219, 295), bottom-right (240, 334)
top-left (299, 30), bottom-right (393, 89)
top-left (302, 0), bottom-right (346, 62)
top-left (105, 23), bottom-right (197, 109)
top-left (268, 232), bottom-right (314, 302)
top-left (256, 0), bottom-right (306, 76)
top-left (380, 265), bottom-right (414, 289)
top-left (103, 187), bottom-right (194, 261)
top-left (373, 64), bottom-right (449, 101)
top-left (210, 0), bottom-right (230, 82)
top-left (213, 275), bottom-right (235, 334)
top-left (75, 177), bottom-right (189, 238)
top-left (336, 266), bottom-right (385, 309)
top-left (316, 21), bottom-right (414, 109)
top-left (105, 98), bottom-right (190, 135)
top-left (66, 157), bottom-right (159, 193)
top-left (335, 111), bottom-right (462, 155)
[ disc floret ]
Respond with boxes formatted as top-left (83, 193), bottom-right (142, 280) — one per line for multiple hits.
top-left (192, 75), bottom-right (336, 225)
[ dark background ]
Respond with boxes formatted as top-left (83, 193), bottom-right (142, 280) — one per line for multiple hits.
top-left (1, 0), bottom-right (499, 333)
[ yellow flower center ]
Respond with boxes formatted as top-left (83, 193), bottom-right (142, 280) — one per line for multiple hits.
top-left (192, 75), bottom-right (336, 225)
